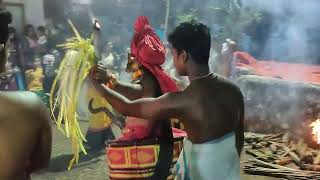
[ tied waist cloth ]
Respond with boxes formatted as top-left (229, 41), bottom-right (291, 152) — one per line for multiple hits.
top-left (111, 95), bottom-right (178, 179)
top-left (174, 132), bottom-right (240, 180)
top-left (107, 129), bottom-right (186, 180)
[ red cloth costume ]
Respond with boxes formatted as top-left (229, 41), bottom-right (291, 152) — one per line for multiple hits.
top-left (117, 16), bottom-right (184, 141)
top-left (234, 51), bottom-right (320, 84)
top-left (131, 16), bottom-right (178, 93)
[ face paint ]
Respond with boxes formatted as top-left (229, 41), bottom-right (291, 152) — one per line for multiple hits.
top-left (126, 52), bottom-right (144, 83)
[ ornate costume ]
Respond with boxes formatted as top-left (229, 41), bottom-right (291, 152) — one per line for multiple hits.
top-left (106, 16), bottom-right (186, 180)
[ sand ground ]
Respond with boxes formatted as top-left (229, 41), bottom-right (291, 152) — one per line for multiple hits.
top-left (31, 121), bottom-right (279, 180)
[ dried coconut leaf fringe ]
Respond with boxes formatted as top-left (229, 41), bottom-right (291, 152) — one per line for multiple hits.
top-left (50, 20), bottom-right (95, 170)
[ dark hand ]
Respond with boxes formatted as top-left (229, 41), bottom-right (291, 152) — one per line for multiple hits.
top-left (89, 64), bottom-right (114, 84)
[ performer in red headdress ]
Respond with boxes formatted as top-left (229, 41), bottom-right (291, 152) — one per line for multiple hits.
top-left (93, 16), bottom-right (183, 141)
top-left (89, 16), bottom-right (186, 179)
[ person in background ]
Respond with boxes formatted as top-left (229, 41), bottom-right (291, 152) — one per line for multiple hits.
top-left (37, 26), bottom-right (48, 57)
top-left (42, 52), bottom-right (58, 93)
top-left (85, 84), bottom-right (119, 151)
top-left (25, 57), bottom-right (43, 91)
top-left (89, 20), bottom-right (244, 180)
top-left (0, 25), bottom-right (23, 92)
top-left (0, 5), bottom-right (52, 179)
top-left (100, 41), bottom-right (116, 68)
top-left (21, 24), bottom-right (38, 70)
top-left (46, 19), bottom-right (65, 53)
top-left (25, 57), bottom-right (49, 106)
top-left (209, 38), bottom-right (237, 78)
top-left (6, 27), bottom-right (28, 90)
top-left (118, 48), bottom-right (131, 83)
top-left (7, 27), bottom-right (20, 68)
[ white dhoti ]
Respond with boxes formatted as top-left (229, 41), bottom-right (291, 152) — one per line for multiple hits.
top-left (174, 133), bottom-right (240, 180)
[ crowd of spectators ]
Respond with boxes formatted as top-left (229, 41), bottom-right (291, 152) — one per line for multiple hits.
top-left (3, 21), bottom-right (133, 95)
top-left (5, 24), bottom-right (62, 93)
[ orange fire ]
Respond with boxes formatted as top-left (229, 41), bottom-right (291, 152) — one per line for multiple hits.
top-left (310, 119), bottom-right (320, 144)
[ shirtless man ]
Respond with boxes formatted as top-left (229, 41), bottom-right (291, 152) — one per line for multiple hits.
top-left (0, 6), bottom-right (52, 180)
top-left (90, 20), bottom-right (244, 179)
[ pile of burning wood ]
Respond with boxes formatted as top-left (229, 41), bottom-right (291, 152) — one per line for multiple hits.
top-left (243, 121), bottom-right (320, 179)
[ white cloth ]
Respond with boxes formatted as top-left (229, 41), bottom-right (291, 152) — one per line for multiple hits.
top-left (38, 36), bottom-right (47, 45)
top-left (174, 133), bottom-right (240, 180)
top-left (42, 54), bottom-right (56, 77)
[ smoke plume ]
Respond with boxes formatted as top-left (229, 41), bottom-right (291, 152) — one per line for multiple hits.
top-left (242, 0), bottom-right (320, 64)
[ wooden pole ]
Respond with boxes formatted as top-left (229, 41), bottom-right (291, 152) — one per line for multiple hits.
top-left (164, 0), bottom-right (170, 38)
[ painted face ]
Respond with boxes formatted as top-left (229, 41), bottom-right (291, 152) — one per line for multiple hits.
top-left (171, 48), bottom-right (187, 76)
top-left (126, 52), bottom-right (140, 73)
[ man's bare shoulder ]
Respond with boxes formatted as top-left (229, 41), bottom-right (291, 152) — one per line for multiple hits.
top-left (0, 91), bottom-right (46, 113)
top-left (185, 73), bottom-right (243, 103)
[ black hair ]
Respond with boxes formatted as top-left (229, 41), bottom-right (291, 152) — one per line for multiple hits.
top-left (0, 9), bottom-right (12, 44)
top-left (168, 20), bottom-right (211, 64)
top-left (25, 24), bottom-right (35, 35)
top-left (37, 26), bottom-right (46, 33)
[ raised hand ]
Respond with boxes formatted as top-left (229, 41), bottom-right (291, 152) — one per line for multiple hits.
top-left (89, 64), bottom-right (116, 84)
top-left (221, 39), bottom-right (237, 57)
top-left (220, 39), bottom-right (237, 77)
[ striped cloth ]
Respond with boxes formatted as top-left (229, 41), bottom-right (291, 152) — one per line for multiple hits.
top-left (107, 137), bottom-right (184, 180)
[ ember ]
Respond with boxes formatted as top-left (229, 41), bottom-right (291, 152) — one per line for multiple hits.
top-left (310, 119), bottom-right (320, 144)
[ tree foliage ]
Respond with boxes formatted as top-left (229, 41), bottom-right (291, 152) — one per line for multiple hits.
top-left (172, 0), bottom-right (265, 44)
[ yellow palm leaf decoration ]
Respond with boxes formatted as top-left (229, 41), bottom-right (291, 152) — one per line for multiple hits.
top-left (50, 20), bottom-right (95, 170)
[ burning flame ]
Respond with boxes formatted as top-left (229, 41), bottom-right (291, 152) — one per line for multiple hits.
top-left (310, 119), bottom-right (320, 144)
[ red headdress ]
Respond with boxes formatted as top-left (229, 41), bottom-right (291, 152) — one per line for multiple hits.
top-left (131, 16), bottom-right (178, 93)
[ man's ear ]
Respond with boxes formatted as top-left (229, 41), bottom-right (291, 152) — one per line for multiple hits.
top-left (181, 50), bottom-right (188, 64)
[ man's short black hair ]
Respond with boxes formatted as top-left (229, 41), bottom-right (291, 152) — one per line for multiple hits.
top-left (168, 20), bottom-right (211, 64)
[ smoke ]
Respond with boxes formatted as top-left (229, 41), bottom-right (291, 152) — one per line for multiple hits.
top-left (236, 0), bottom-right (320, 134)
top-left (242, 0), bottom-right (320, 64)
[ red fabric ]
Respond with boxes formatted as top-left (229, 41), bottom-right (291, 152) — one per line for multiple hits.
top-left (172, 128), bottom-right (187, 138)
top-left (234, 51), bottom-right (320, 84)
top-left (117, 125), bottom-right (187, 141)
top-left (131, 16), bottom-right (178, 93)
top-left (118, 124), bottom-right (153, 141)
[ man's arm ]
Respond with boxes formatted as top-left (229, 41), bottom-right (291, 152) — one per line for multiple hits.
top-left (91, 65), bottom-right (144, 100)
top-left (92, 81), bottom-right (182, 120)
top-left (112, 81), bottom-right (144, 100)
top-left (235, 92), bottom-right (244, 157)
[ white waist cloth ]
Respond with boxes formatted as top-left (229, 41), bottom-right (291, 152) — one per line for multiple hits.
top-left (174, 133), bottom-right (240, 180)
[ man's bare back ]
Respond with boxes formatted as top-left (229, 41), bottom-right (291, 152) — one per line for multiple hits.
top-left (173, 73), bottom-right (244, 153)
top-left (0, 92), bottom-right (52, 180)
